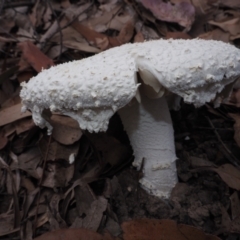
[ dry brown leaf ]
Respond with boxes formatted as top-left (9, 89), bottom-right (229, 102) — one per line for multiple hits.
top-left (50, 115), bottom-right (82, 145)
top-left (41, 163), bottom-right (74, 188)
top-left (229, 89), bottom-right (240, 107)
top-left (0, 213), bottom-right (19, 237)
top-left (115, 21), bottom-right (134, 45)
top-left (165, 31), bottom-right (191, 39)
top-left (74, 182), bottom-right (95, 217)
top-left (189, 156), bottom-right (215, 168)
top-left (191, 0), bottom-right (217, 15)
top-left (139, 0), bottom-right (195, 30)
top-left (18, 41), bottom-right (54, 72)
top-left (11, 147), bottom-right (42, 179)
top-left (134, 32), bottom-right (145, 43)
top-left (1, 77), bottom-right (15, 97)
top-left (0, 89), bottom-right (8, 105)
top-left (18, 57), bottom-right (31, 72)
top-left (21, 176), bottom-right (36, 192)
top-left (0, 133), bottom-right (8, 149)
top-left (63, 40), bottom-right (101, 53)
top-left (231, 216), bottom-right (240, 233)
top-left (82, 5), bottom-right (125, 32)
top-left (61, 0), bottom-right (71, 8)
top-left (211, 164), bottom-right (240, 190)
top-left (198, 28), bottom-right (230, 42)
top-left (38, 138), bottom-right (80, 162)
top-left (229, 113), bottom-right (240, 147)
top-left (219, 1), bottom-right (240, 8)
top-left (209, 18), bottom-right (240, 36)
top-left (85, 133), bottom-right (131, 168)
top-left (122, 219), bottom-right (220, 240)
top-left (0, 157), bottom-right (20, 228)
top-left (70, 20), bottom-right (109, 50)
top-left (14, 118), bottom-right (35, 135)
top-left (1, 93), bottom-right (22, 108)
top-left (47, 45), bottom-right (68, 59)
top-left (71, 197), bottom-right (108, 231)
top-left (1, 123), bottom-right (16, 137)
top-left (0, 36), bottom-right (16, 43)
top-left (0, 103), bottom-right (31, 127)
top-left (17, 71), bottom-right (34, 83)
top-left (220, 204), bottom-right (240, 233)
top-left (33, 228), bottom-right (115, 240)
top-left (70, 20), bottom-right (134, 50)
top-left (230, 192), bottom-right (240, 220)
top-left (48, 193), bottom-right (67, 229)
top-left (29, 0), bottom-right (40, 26)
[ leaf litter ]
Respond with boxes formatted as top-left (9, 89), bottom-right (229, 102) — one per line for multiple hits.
top-left (0, 0), bottom-right (240, 239)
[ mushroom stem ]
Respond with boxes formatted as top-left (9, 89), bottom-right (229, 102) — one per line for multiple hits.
top-left (118, 95), bottom-right (177, 198)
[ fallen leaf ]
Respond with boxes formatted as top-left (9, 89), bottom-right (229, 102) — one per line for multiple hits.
top-left (165, 31), bottom-right (191, 39)
top-left (41, 163), bottom-right (74, 188)
top-left (0, 213), bottom-right (19, 237)
top-left (229, 89), bottom-right (240, 107)
top-left (18, 41), bottom-right (54, 72)
top-left (29, 0), bottom-right (40, 27)
top-left (47, 45), bottom-right (68, 59)
top-left (0, 66), bottom-right (19, 86)
top-left (69, 20), bottom-right (109, 50)
top-left (189, 156), bottom-right (215, 168)
top-left (135, 21), bottom-right (159, 40)
top-left (134, 32), bottom-right (145, 42)
top-left (17, 71), bottom-right (34, 83)
top-left (139, 0), bottom-right (195, 30)
top-left (211, 164), bottom-right (240, 190)
top-left (48, 193), bottom-right (67, 229)
top-left (228, 113), bottom-right (240, 147)
top-left (81, 4), bottom-right (129, 32)
top-left (85, 133), bottom-right (132, 169)
top-left (198, 28), bottom-right (230, 42)
top-left (0, 157), bottom-right (20, 228)
top-left (115, 21), bottom-right (134, 46)
top-left (33, 228), bottom-right (115, 240)
top-left (11, 147), bottom-right (42, 179)
top-left (70, 19), bottom-right (134, 50)
top-left (219, 1), bottom-right (240, 8)
top-left (50, 115), bottom-right (82, 145)
top-left (230, 192), bottom-right (240, 220)
top-left (209, 18), bottom-right (240, 37)
top-left (15, 117), bottom-right (35, 134)
top-left (220, 204), bottom-right (240, 233)
top-left (0, 89), bottom-right (8, 105)
top-left (191, 0), bottom-right (217, 15)
top-left (11, 126), bottom-right (39, 154)
top-left (71, 197), bottom-right (108, 231)
top-left (38, 137), bottom-right (80, 162)
top-left (0, 103), bottom-right (31, 127)
top-left (0, 133), bottom-right (8, 149)
top-left (122, 219), bottom-right (220, 240)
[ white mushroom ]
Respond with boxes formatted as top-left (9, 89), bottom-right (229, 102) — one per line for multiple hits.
top-left (20, 39), bottom-right (240, 198)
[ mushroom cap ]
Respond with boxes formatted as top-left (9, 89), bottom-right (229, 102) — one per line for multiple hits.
top-left (20, 39), bottom-right (240, 133)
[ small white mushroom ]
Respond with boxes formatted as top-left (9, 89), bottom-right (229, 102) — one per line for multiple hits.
top-left (20, 39), bottom-right (240, 198)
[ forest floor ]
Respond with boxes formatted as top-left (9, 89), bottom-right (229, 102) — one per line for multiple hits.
top-left (0, 0), bottom-right (240, 239)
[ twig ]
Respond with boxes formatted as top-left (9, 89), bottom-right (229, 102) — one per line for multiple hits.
top-left (0, 157), bottom-right (20, 229)
top-left (47, 0), bottom-right (63, 60)
top-left (33, 135), bottom-right (52, 237)
top-left (2, 1), bottom-right (34, 9)
top-left (206, 116), bottom-right (240, 167)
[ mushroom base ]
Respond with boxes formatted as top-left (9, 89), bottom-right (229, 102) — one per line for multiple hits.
top-left (118, 96), bottom-right (178, 198)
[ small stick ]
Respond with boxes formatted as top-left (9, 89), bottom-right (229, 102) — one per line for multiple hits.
top-left (206, 116), bottom-right (240, 168)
